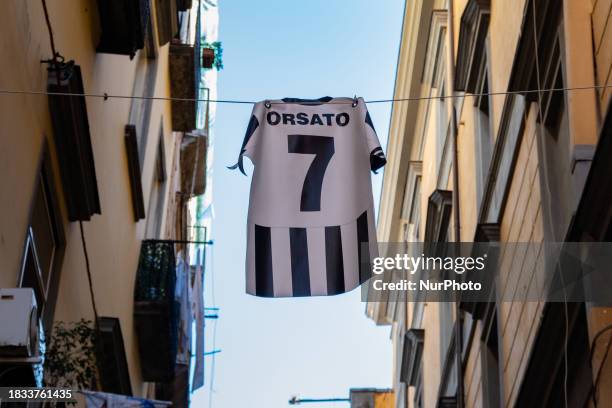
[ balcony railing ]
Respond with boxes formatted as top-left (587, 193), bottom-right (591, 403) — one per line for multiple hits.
top-left (96, 0), bottom-right (150, 58)
top-left (133, 239), bottom-right (209, 386)
top-left (133, 240), bottom-right (179, 382)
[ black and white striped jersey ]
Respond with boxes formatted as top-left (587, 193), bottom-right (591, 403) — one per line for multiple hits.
top-left (232, 96), bottom-right (386, 297)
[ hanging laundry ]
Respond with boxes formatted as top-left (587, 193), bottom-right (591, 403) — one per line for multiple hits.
top-left (175, 252), bottom-right (192, 364)
top-left (82, 390), bottom-right (171, 408)
top-left (191, 263), bottom-right (206, 390)
top-left (231, 97), bottom-right (386, 297)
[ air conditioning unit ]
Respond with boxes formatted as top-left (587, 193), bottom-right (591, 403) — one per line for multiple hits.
top-left (0, 288), bottom-right (40, 360)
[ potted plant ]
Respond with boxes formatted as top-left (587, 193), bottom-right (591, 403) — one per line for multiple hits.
top-left (44, 320), bottom-right (99, 391)
top-left (201, 41), bottom-right (223, 70)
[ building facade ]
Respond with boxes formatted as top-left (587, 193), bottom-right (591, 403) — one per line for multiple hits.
top-left (370, 0), bottom-right (612, 407)
top-left (0, 0), bottom-right (214, 405)
top-left (351, 388), bottom-right (395, 408)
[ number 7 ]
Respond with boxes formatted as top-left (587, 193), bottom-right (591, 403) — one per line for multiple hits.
top-left (288, 134), bottom-right (335, 212)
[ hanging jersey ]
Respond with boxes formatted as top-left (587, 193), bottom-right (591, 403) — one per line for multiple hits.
top-left (232, 96), bottom-right (386, 297)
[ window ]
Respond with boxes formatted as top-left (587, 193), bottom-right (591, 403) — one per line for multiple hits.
top-left (144, 11), bottom-right (158, 59)
top-left (21, 233), bottom-right (45, 318)
top-left (409, 177), bottom-right (422, 226)
top-left (455, 0), bottom-right (493, 211)
top-left (539, 35), bottom-right (573, 241)
top-left (436, 82), bottom-right (448, 173)
top-left (129, 13), bottom-right (158, 167)
top-left (439, 302), bottom-right (454, 365)
top-left (401, 177), bottom-right (422, 241)
top-left (474, 60), bottom-right (493, 206)
top-left (400, 163), bottom-right (423, 242)
top-left (415, 392), bottom-right (423, 408)
top-left (97, 317), bottom-right (133, 395)
top-left (145, 128), bottom-right (168, 239)
top-left (19, 144), bottom-right (65, 330)
top-left (414, 375), bottom-right (424, 408)
top-left (481, 309), bottom-right (501, 407)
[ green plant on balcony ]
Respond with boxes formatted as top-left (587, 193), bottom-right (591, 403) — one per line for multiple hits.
top-left (44, 319), bottom-right (99, 392)
top-left (201, 41), bottom-right (223, 70)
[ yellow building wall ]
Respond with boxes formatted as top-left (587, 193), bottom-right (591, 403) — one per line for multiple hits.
top-left (488, 0), bottom-right (526, 141)
top-left (374, 390), bottom-right (395, 408)
top-left (0, 0), bottom-right (177, 396)
top-left (592, 0), bottom-right (612, 114)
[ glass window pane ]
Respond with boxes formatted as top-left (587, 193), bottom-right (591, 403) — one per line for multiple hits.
top-left (21, 238), bottom-right (45, 318)
top-left (30, 177), bottom-right (56, 292)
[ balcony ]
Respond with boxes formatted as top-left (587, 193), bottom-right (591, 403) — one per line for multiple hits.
top-left (133, 238), bottom-right (207, 398)
top-left (96, 0), bottom-right (150, 58)
top-left (133, 240), bottom-right (179, 382)
top-left (155, 0), bottom-right (178, 46)
top-left (180, 131), bottom-right (207, 197)
top-left (169, 43), bottom-right (197, 132)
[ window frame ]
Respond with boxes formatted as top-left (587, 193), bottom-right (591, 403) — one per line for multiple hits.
top-left (473, 42), bottom-right (494, 206)
top-left (145, 125), bottom-right (168, 239)
top-left (400, 161), bottom-right (423, 242)
top-left (18, 140), bottom-right (66, 331)
top-left (480, 305), bottom-right (502, 408)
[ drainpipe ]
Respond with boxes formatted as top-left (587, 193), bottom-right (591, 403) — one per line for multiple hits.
top-left (445, 1), bottom-right (464, 408)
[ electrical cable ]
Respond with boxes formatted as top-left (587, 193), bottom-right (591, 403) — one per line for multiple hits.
top-left (0, 85), bottom-right (611, 106)
top-left (79, 221), bottom-right (101, 334)
top-left (365, 84), bottom-right (611, 104)
top-left (43, 0), bottom-right (100, 337)
top-left (41, 0), bottom-right (58, 59)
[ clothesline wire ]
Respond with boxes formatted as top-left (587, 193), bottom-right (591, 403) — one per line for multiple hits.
top-left (0, 84), bottom-right (610, 105)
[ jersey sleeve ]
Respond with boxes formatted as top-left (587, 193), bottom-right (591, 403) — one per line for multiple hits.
top-left (228, 102), bottom-right (264, 175)
top-left (361, 102), bottom-right (387, 172)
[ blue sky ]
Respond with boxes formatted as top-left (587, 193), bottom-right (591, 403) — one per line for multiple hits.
top-left (192, 1), bottom-right (405, 407)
